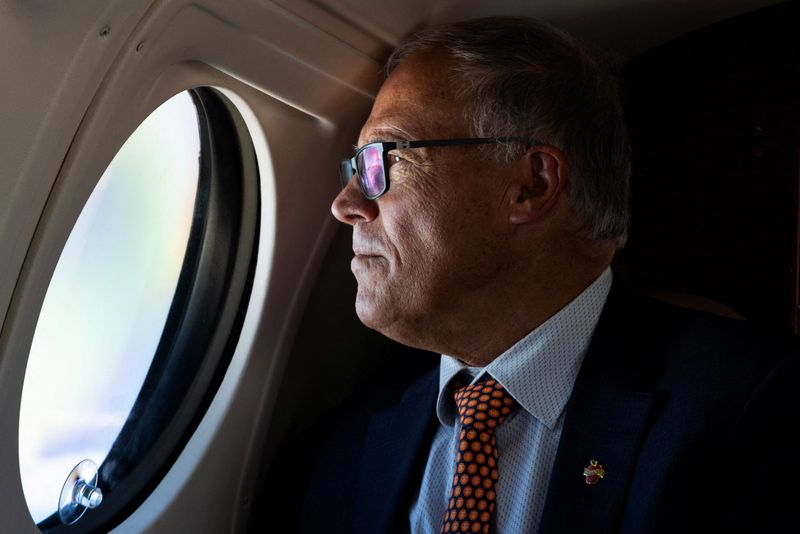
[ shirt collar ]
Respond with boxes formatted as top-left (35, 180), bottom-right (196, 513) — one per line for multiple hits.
top-left (436, 267), bottom-right (613, 430)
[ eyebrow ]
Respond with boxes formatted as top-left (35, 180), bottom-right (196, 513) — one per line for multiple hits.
top-left (357, 125), bottom-right (416, 147)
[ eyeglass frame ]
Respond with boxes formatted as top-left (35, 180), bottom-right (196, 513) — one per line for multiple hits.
top-left (339, 137), bottom-right (529, 200)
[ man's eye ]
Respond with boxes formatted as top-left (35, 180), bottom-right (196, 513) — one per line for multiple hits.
top-left (387, 153), bottom-right (408, 169)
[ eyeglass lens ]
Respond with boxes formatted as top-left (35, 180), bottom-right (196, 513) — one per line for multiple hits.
top-left (357, 145), bottom-right (385, 198)
top-left (339, 160), bottom-right (353, 188)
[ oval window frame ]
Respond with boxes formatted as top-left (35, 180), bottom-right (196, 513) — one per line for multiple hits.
top-left (34, 86), bottom-right (260, 533)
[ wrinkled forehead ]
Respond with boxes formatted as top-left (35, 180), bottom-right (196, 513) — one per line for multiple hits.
top-left (358, 50), bottom-right (471, 145)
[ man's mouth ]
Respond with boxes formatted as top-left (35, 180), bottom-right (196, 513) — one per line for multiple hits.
top-left (353, 244), bottom-right (383, 258)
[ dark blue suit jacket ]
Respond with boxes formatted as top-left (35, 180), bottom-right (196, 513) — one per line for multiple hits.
top-left (289, 285), bottom-right (798, 533)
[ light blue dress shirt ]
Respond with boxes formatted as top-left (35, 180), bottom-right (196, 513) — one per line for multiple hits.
top-left (409, 268), bottom-right (613, 533)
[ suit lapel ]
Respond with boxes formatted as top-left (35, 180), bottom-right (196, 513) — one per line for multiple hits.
top-left (355, 368), bottom-right (439, 533)
top-left (538, 387), bottom-right (653, 533)
top-left (539, 282), bottom-right (656, 534)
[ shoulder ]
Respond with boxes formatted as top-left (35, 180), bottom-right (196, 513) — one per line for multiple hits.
top-left (336, 348), bottom-right (440, 416)
top-left (586, 290), bottom-right (800, 530)
top-left (661, 294), bottom-right (792, 367)
top-left (255, 348), bottom-right (438, 533)
top-left (598, 288), bottom-right (798, 392)
top-left (585, 286), bottom-right (798, 463)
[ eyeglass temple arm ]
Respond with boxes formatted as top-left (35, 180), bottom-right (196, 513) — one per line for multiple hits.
top-left (397, 137), bottom-right (530, 149)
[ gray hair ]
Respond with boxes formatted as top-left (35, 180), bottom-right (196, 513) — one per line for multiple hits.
top-left (386, 17), bottom-right (631, 247)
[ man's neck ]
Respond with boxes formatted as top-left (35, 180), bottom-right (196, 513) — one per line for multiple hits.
top-left (444, 262), bottom-right (612, 366)
top-left (382, 250), bottom-right (610, 367)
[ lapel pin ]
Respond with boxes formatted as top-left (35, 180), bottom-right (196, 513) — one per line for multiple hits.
top-left (583, 459), bottom-right (605, 485)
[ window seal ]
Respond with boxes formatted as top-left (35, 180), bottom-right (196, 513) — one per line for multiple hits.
top-left (38, 87), bottom-right (260, 532)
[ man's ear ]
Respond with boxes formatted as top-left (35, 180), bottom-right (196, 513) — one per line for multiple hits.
top-left (508, 145), bottom-right (568, 225)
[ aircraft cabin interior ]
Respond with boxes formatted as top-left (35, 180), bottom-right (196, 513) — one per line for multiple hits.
top-left (0, 0), bottom-right (798, 532)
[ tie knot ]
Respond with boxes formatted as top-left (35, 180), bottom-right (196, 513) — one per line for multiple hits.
top-left (454, 377), bottom-right (516, 431)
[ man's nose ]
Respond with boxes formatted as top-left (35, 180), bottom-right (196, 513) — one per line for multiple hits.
top-left (331, 179), bottom-right (379, 225)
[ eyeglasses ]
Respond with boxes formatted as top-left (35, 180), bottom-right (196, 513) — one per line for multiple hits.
top-left (339, 137), bottom-right (528, 200)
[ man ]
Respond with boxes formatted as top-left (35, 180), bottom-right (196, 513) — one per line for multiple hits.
top-left (291, 17), bottom-right (797, 533)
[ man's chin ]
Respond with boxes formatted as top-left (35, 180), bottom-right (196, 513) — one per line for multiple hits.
top-left (354, 292), bottom-right (386, 331)
top-left (354, 290), bottom-right (406, 339)
top-left (354, 291), bottom-right (428, 350)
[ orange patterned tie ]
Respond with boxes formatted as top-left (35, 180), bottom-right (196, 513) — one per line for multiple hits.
top-left (441, 377), bottom-right (517, 534)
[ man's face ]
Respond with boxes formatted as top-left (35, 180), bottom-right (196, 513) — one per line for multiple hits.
top-left (331, 51), bottom-right (518, 346)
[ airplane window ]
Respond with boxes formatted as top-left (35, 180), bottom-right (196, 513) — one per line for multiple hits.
top-left (18, 88), bottom-right (260, 531)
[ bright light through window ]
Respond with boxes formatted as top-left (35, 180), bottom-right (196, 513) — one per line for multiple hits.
top-left (19, 92), bottom-right (200, 524)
